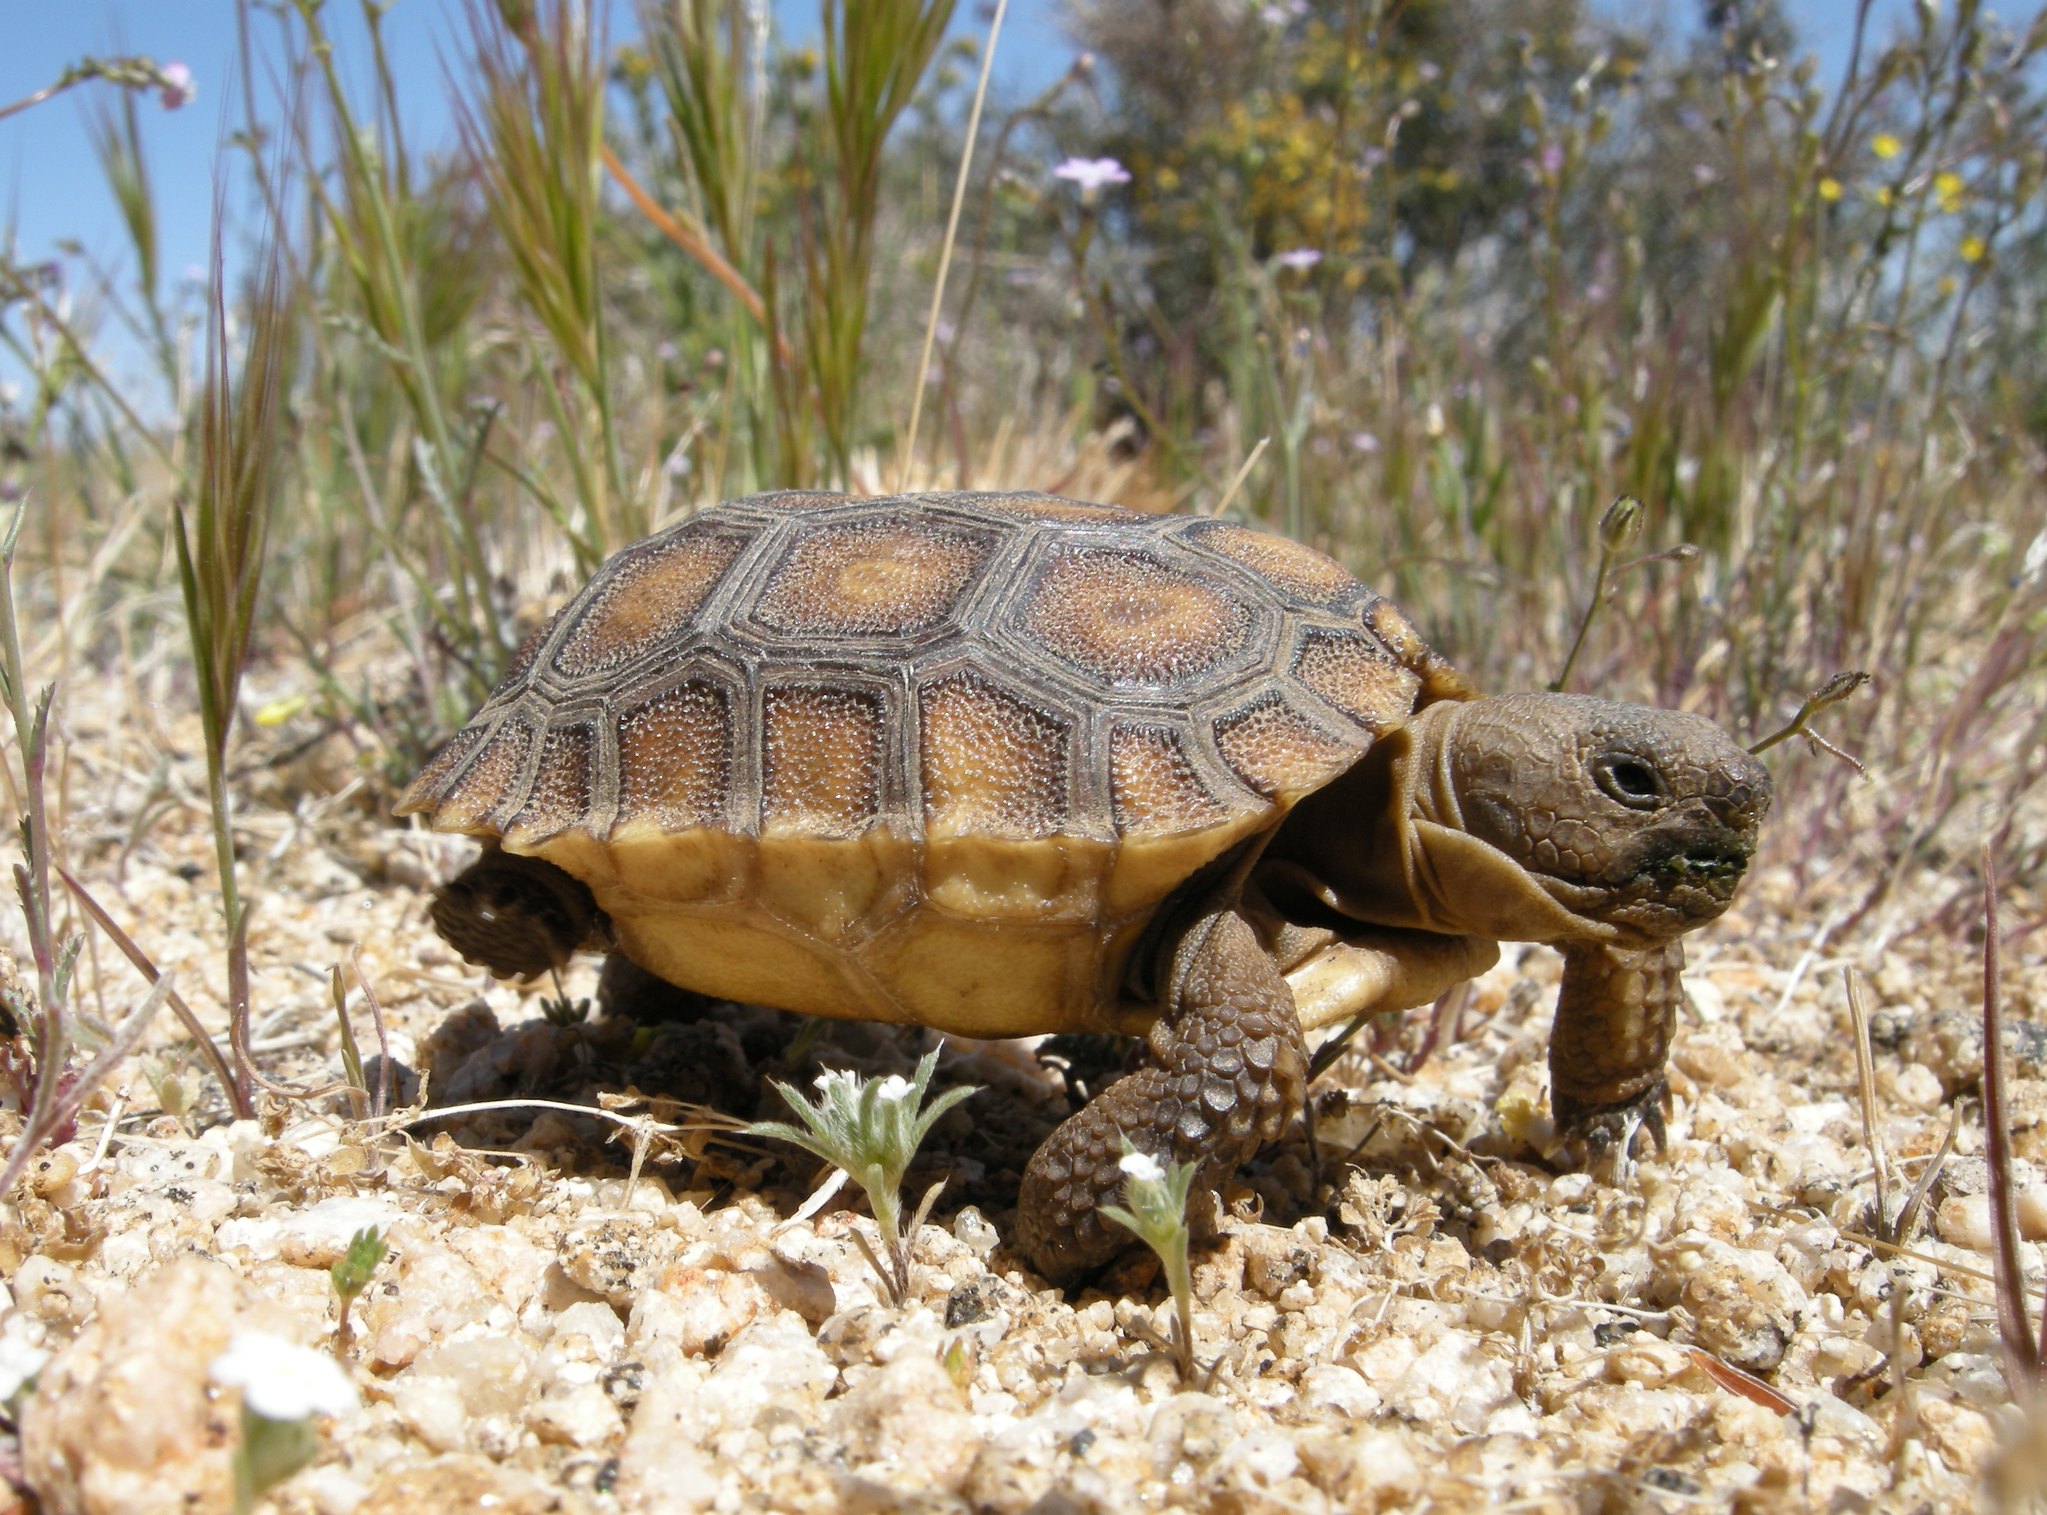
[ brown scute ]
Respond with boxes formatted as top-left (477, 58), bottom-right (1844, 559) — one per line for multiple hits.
top-left (553, 525), bottom-right (745, 676)
top-left (1295, 629), bottom-right (1421, 731)
top-left (1189, 521), bottom-right (1356, 603)
top-left (432, 718), bottom-right (534, 830)
top-left (919, 671), bottom-right (1071, 839)
top-left (1021, 548), bottom-right (1251, 688)
top-left (754, 520), bottom-right (990, 638)
top-left (1213, 697), bottom-right (1361, 798)
top-left (1363, 598), bottom-right (1477, 703)
top-left (617, 681), bottom-right (732, 832)
top-left (962, 492), bottom-right (1135, 522)
top-left (507, 723), bottom-right (596, 839)
top-left (762, 684), bottom-right (885, 837)
top-left (1109, 723), bottom-right (1236, 833)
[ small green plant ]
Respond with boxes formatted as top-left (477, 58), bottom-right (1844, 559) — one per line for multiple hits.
top-left (173, 218), bottom-right (299, 1110)
top-left (330, 1226), bottom-right (390, 1352)
top-left (1098, 1141), bottom-right (1199, 1380)
top-left (209, 1329), bottom-right (359, 1514)
top-left (747, 1048), bottom-right (976, 1304)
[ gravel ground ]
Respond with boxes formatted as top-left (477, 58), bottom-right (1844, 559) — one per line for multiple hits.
top-left (5, 686), bottom-right (2047, 1514)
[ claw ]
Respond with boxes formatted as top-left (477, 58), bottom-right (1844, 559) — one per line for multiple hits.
top-left (1555, 1076), bottom-right (1669, 1174)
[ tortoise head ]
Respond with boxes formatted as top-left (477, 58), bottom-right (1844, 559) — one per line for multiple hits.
top-left (1416, 692), bottom-right (1773, 944)
top-left (429, 846), bottom-right (610, 980)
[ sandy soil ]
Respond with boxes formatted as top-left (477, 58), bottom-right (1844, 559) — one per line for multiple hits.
top-left (4, 673), bottom-right (2046, 1514)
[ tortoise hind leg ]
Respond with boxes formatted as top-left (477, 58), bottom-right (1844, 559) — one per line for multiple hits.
top-left (429, 845), bottom-right (610, 980)
top-left (1015, 907), bottom-right (1308, 1286)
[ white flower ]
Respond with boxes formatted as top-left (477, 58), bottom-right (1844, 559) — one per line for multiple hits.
top-left (1273, 248), bottom-right (1322, 271)
top-left (1052, 157), bottom-right (1132, 193)
top-left (814, 1067), bottom-right (859, 1096)
top-left (1118, 1150), bottom-right (1166, 1184)
top-left (210, 1331), bottom-right (358, 1421)
top-left (874, 1075), bottom-right (914, 1103)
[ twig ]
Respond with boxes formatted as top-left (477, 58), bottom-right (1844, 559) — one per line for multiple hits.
top-left (1207, 437), bottom-right (1271, 518)
top-left (57, 864), bottom-right (249, 1118)
top-left (600, 143), bottom-right (789, 367)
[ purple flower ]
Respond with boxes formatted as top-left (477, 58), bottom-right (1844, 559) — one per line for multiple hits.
top-left (1273, 248), bottom-right (1322, 271)
top-left (1540, 143), bottom-right (1565, 176)
top-left (158, 62), bottom-right (196, 111)
top-left (1350, 431), bottom-right (1381, 454)
top-left (1052, 157), bottom-right (1132, 194)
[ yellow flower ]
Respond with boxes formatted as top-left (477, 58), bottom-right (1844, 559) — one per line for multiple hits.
top-left (1818, 176), bottom-right (1843, 202)
top-left (1156, 165), bottom-right (1180, 192)
top-left (1873, 185), bottom-right (1895, 208)
top-left (1961, 235), bottom-right (1987, 263)
top-left (1935, 171), bottom-right (1964, 212)
top-left (1871, 132), bottom-right (1902, 160)
top-left (1937, 275), bottom-right (1958, 299)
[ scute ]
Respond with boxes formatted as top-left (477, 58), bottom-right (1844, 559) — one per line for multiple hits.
top-left (1020, 547), bottom-right (1251, 689)
top-left (618, 682), bottom-right (731, 830)
top-left (1108, 723), bottom-right (1236, 833)
top-left (919, 671), bottom-right (1071, 839)
top-left (506, 723), bottom-right (595, 843)
top-left (554, 524), bottom-right (745, 677)
top-left (1293, 628), bottom-right (1421, 731)
top-left (754, 518), bottom-right (991, 638)
top-left (1214, 696), bottom-right (1361, 799)
top-left (761, 684), bottom-right (886, 837)
top-left (1187, 520), bottom-right (1358, 605)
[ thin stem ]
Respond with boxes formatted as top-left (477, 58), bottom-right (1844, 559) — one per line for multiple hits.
top-left (898, 0), bottom-right (1007, 492)
top-left (1549, 546), bottom-right (1613, 693)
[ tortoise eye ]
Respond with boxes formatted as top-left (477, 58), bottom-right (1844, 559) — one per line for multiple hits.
top-left (1595, 756), bottom-right (1664, 809)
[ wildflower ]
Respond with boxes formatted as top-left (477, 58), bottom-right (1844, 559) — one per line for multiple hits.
top-left (1960, 235), bottom-right (1987, 263)
top-left (1935, 171), bottom-right (1964, 212)
top-left (1273, 248), bottom-right (1322, 271)
top-left (1540, 143), bottom-right (1565, 177)
top-left (1818, 176), bottom-right (1843, 202)
top-left (1119, 1149), bottom-right (1166, 1183)
top-left (1871, 132), bottom-right (1902, 160)
top-left (1099, 1140), bottom-right (1201, 1378)
top-left (750, 1049), bottom-right (978, 1304)
top-left (1052, 157), bottom-right (1132, 194)
top-left (157, 62), bottom-right (196, 111)
top-left (1350, 431), bottom-right (1381, 454)
top-left (210, 1331), bottom-right (359, 1421)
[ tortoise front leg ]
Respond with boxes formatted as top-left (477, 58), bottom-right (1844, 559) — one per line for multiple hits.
top-left (1549, 940), bottom-right (1685, 1157)
top-left (1015, 908), bottom-right (1308, 1286)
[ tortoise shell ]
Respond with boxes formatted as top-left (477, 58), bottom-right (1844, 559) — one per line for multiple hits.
top-left (397, 491), bottom-right (1472, 1036)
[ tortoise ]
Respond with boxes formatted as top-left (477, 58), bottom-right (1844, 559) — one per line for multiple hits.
top-left (398, 489), bottom-right (1772, 1283)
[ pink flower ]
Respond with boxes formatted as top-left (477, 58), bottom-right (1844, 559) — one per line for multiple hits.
top-left (158, 62), bottom-right (196, 110)
top-left (1274, 248), bottom-right (1322, 271)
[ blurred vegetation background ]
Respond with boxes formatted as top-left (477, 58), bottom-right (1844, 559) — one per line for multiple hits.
top-left (2, 0), bottom-right (2043, 905)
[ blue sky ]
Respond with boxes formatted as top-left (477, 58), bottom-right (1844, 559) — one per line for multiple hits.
top-left (0, 0), bottom-right (2029, 399)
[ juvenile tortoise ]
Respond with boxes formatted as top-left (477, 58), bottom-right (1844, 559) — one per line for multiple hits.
top-left (398, 490), bottom-right (1771, 1283)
